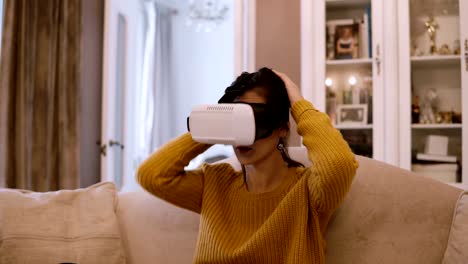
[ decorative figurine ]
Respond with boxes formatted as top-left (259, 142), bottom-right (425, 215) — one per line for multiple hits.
top-left (438, 111), bottom-right (453, 124)
top-left (424, 16), bottom-right (439, 55)
top-left (412, 95), bottom-right (421, 124)
top-left (420, 88), bottom-right (439, 124)
top-left (438, 44), bottom-right (451, 55)
top-left (325, 78), bottom-right (337, 124)
top-left (452, 112), bottom-right (462, 123)
top-left (411, 40), bottom-right (424, 56)
top-left (453, 39), bottom-right (460, 55)
top-left (342, 87), bottom-right (353, 104)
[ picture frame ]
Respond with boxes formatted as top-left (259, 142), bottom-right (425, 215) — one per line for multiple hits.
top-left (326, 19), bottom-right (354, 60)
top-left (337, 104), bottom-right (368, 125)
top-left (334, 23), bottom-right (359, 60)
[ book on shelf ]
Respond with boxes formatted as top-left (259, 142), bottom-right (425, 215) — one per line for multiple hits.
top-left (359, 12), bottom-right (369, 59)
top-left (416, 153), bottom-right (457, 163)
top-left (366, 5), bottom-right (372, 58)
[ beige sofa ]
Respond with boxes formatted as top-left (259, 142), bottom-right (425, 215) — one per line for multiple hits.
top-left (118, 154), bottom-right (467, 264)
top-left (1, 152), bottom-right (467, 263)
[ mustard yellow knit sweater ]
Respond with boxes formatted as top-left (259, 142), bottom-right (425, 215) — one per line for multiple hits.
top-left (137, 99), bottom-right (358, 263)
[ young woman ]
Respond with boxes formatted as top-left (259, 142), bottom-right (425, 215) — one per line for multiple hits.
top-left (137, 68), bottom-right (358, 263)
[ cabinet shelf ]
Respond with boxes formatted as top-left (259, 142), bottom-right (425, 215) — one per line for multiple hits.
top-left (411, 124), bottom-right (462, 129)
top-left (411, 55), bottom-right (460, 67)
top-left (326, 0), bottom-right (371, 8)
top-left (326, 58), bottom-right (372, 67)
top-left (335, 124), bottom-right (373, 130)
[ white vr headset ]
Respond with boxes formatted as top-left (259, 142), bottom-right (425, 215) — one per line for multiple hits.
top-left (187, 104), bottom-right (256, 146)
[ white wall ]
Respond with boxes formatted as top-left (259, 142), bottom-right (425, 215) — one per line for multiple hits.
top-left (170, 1), bottom-right (235, 136)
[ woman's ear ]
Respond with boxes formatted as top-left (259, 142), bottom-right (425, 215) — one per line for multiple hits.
top-left (279, 126), bottom-right (289, 138)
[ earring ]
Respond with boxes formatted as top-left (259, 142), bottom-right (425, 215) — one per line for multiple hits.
top-left (277, 140), bottom-right (285, 152)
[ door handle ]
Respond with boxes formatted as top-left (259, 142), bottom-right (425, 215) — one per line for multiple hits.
top-left (96, 140), bottom-right (107, 156)
top-left (109, 140), bottom-right (125, 149)
top-left (375, 44), bottom-right (381, 75)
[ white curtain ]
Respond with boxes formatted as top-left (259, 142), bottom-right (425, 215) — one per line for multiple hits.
top-left (135, 1), bottom-right (174, 164)
top-left (134, 0), bottom-right (234, 171)
top-left (151, 3), bottom-right (174, 149)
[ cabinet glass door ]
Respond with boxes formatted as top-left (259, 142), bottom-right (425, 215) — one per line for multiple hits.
top-left (399, 0), bottom-right (466, 185)
top-left (324, 0), bottom-right (381, 159)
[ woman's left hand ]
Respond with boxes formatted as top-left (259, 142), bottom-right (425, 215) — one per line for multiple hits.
top-left (272, 69), bottom-right (304, 106)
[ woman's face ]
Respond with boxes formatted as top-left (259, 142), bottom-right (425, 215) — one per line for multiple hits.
top-left (233, 89), bottom-right (287, 166)
top-left (342, 28), bottom-right (352, 38)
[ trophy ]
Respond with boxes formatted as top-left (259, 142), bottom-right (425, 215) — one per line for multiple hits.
top-left (424, 16), bottom-right (439, 55)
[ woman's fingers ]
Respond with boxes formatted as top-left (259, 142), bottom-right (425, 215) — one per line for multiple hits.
top-left (272, 69), bottom-right (303, 105)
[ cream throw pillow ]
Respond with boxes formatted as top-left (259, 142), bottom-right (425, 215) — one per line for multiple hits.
top-left (0, 182), bottom-right (126, 264)
top-left (442, 190), bottom-right (468, 264)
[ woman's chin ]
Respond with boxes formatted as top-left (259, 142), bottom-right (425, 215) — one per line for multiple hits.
top-left (234, 151), bottom-right (256, 165)
top-left (235, 155), bottom-right (252, 165)
top-left (238, 158), bottom-right (254, 166)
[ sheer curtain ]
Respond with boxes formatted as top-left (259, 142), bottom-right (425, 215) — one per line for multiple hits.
top-left (150, 3), bottom-right (174, 149)
top-left (134, 1), bottom-right (234, 172)
top-left (134, 1), bottom-right (174, 166)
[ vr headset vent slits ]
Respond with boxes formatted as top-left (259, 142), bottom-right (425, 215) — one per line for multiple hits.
top-left (187, 102), bottom-right (287, 146)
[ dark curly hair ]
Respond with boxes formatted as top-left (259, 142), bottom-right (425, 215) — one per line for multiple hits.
top-left (219, 67), bottom-right (303, 168)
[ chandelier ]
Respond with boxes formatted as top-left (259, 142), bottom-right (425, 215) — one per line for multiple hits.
top-left (186, 0), bottom-right (229, 32)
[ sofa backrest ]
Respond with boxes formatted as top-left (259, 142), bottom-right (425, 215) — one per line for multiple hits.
top-left (117, 149), bottom-right (463, 264)
top-left (327, 155), bottom-right (461, 264)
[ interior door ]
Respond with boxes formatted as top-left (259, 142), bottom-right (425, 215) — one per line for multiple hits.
top-left (100, 0), bottom-right (251, 190)
top-left (101, 0), bottom-right (142, 189)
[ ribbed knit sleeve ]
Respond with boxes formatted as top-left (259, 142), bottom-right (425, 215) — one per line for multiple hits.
top-left (291, 99), bottom-right (358, 213)
top-left (136, 133), bottom-right (211, 213)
